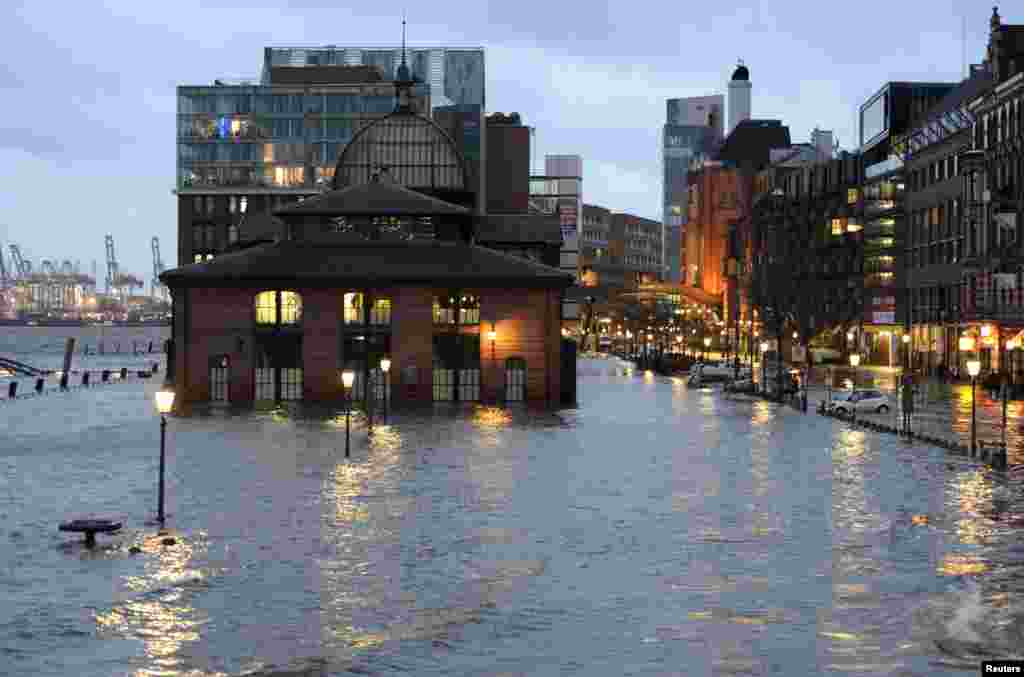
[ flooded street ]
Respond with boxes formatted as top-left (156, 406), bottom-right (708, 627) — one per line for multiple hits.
top-left (2, 357), bottom-right (1024, 675)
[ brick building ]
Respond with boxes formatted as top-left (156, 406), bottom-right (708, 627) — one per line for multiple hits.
top-left (162, 67), bottom-right (573, 407)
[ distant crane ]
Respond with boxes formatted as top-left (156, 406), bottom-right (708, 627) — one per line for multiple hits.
top-left (104, 234), bottom-right (118, 297)
top-left (151, 236), bottom-right (166, 301)
top-left (9, 244), bottom-right (28, 277)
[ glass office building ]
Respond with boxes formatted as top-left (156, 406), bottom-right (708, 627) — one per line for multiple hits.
top-left (176, 83), bottom-right (431, 191)
top-left (262, 47), bottom-right (485, 109)
top-left (662, 96), bottom-right (723, 283)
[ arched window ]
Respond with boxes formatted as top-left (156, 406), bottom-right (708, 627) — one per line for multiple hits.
top-left (343, 292), bottom-right (362, 325)
top-left (228, 223), bottom-right (239, 244)
top-left (433, 292), bottom-right (479, 325)
top-left (505, 357), bottom-right (526, 402)
top-left (255, 290), bottom-right (302, 325)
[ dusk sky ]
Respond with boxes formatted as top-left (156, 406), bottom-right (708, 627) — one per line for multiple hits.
top-left (0, 0), bottom-right (996, 278)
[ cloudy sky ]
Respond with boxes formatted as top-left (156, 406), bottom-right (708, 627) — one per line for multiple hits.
top-left (0, 0), bottom-right (997, 276)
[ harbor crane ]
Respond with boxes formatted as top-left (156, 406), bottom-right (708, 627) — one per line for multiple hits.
top-left (151, 237), bottom-right (166, 301)
top-left (104, 234), bottom-right (118, 297)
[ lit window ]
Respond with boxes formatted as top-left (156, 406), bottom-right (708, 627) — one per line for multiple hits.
top-left (228, 224), bottom-right (239, 244)
top-left (239, 196), bottom-right (247, 214)
top-left (229, 196), bottom-right (237, 214)
top-left (255, 290), bottom-right (302, 325)
top-left (205, 254), bottom-right (214, 261)
top-left (831, 218), bottom-right (844, 235)
top-left (847, 188), bottom-right (859, 204)
top-left (255, 291), bottom-right (277, 324)
top-left (194, 254), bottom-right (203, 264)
top-left (280, 291), bottom-right (301, 324)
top-left (343, 292), bottom-right (362, 324)
top-left (370, 298), bottom-right (391, 325)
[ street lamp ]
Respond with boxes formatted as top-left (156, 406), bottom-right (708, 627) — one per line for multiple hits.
top-left (760, 341), bottom-right (769, 394)
top-left (153, 387), bottom-right (176, 525)
top-left (341, 369), bottom-right (355, 458)
top-left (967, 358), bottom-right (981, 455)
top-left (703, 336), bottom-right (712, 361)
top-left (379, 357), bottom-right (391, 420)
top-left (849, 353), bottom-right (861, 423)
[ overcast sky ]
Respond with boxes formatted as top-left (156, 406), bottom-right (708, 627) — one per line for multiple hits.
top-left (0, 0), bottom-right (997, 276)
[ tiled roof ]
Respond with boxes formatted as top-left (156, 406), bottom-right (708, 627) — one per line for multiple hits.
top-left (161, 240), bottom-right (574, 288)
top-left (273, 182), bottom-right (471, 218)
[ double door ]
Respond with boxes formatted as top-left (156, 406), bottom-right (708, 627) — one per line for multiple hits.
top-left (433, 334), bottom-right (480, 402)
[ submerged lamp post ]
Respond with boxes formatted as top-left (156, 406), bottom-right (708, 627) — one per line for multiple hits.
top-left (704, 336), bottom-right (712, 362)
top-left (341, 369), bottom-right (355, 457)
top-left (967, 358), bottom-right (981, 455)
top-left (380, 357), bottom-right (391, 420)
top-left (760, 341), bottom-right (769, 394)
top-left (153, 386), bottom-right (176, 525)
top-left (849, 353), bottom-right (861, 424)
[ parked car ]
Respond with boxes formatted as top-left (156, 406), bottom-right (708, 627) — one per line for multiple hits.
top-left (689, 361), bottom-right (751, 384)
top-left (828, 389), bottom-right (890, 415)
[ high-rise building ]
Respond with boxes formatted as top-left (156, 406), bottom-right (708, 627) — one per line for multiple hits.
top-left (662, 95), bottom-right (723, 283)
top-left (530, 155), bottom-right (582, 284)
top-left (727, 61), bottom-right (752, 134)
top-left (262, 46), bottom-right (485, 110)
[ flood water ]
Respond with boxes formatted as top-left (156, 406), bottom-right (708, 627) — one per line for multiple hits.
top-left (2, 356), bottom-right (1024, 675)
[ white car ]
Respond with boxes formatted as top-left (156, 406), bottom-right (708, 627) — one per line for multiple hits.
top-left (829, 389), bottom-right (890, 415)
top-left (688, 362), bottom-right (751, 384)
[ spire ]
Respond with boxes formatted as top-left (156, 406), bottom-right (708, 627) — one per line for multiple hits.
top-left (991, 6), bottom-right (1001, 33)
top-left (394, 14), bottom-right (414, 111)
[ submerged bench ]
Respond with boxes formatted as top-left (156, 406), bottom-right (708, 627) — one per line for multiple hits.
top-left (58, 519), bottom-right (122, 547)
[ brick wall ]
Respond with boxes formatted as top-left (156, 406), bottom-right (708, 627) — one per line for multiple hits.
top-left (176, 284), bottom-right (565, 406)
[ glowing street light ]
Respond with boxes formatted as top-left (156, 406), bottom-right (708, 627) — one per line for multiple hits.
top-left (379, 358), bottom-right (391, 419)
top-left (152, 387), bottom-right (176, 525)
top-left (341, 369), bottom-right (355, 458)
top-left (967, 359), bottom-right (981, 455)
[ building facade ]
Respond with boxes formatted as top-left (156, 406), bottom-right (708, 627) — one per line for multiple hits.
top-left (261, 46), bottom-right (485, 110)
top-left (610, 212), bottom-right (663, 289)
top-left (163, 77), bottom-right (571, 407)
top-left (858, 80), bottom-right (957, 362)
top-left (956, 7), bottom-right (1024, 378)
top-left (175, 65), bottom-right (433, 268)
top-left (900, 69), bottom-right (991, 372)
top-left (662, 95), bottom-right (724, 283)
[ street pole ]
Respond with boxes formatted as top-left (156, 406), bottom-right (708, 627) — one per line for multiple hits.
top-left (158, 414), bottom-right (166, 525)
top-left (345, 390), bottom-right (351, 458)
top-left (1002, 377), bottom-right (1008, 453)
top-left (971, 375), bottom-right (977, 456)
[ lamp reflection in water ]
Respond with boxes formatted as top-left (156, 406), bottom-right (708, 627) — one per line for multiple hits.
top-left (341, 369), bottom-right (355, 458)
top-left (153, 387), bottom-right (175, 525)
top-left (967, 358), bottom-right (981, 455)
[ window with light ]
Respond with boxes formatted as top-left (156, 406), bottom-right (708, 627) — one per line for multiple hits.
top-left (255, 290), bottom-right (302, 325)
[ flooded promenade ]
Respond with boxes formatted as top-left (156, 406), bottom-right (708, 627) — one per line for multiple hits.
top-left (2, 356), bottom-right (1024, 675)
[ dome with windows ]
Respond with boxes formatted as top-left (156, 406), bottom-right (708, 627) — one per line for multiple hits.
top-left (332, 111), bottom-right (468, 192)
top-left (731, 62), bottom-right (750, 81)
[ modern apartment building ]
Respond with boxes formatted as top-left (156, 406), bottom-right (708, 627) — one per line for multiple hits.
top-left (858, 80), bottom-right (956, 361)
top-left (662, 95), bottom-right (723, 283)
top-left (261, 46), bottom-right (485, 109)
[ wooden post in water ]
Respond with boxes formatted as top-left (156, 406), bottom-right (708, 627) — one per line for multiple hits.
top-left (62, 338), bottom-right (75, 380)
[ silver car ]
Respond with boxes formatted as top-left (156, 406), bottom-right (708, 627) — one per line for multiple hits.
top-left (829, 389), bottom-right (890, 415)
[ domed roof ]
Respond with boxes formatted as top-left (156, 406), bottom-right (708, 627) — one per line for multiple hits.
top-left (332, 111), bottom-right (468, 191)
top-left (731, 62), bottom-right (749, 81)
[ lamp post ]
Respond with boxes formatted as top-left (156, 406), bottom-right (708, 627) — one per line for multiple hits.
top-left (849, 353), bottom-right (861, 424)
top-left (760, 341), bottom-right (769, 395)
top-left (487, 327), bottom-right (497, 401)
top-left (704, 336), bottom-right (712, 362)
top-left (341, 369), bottom-right (355, 458)
top-left (967, 358), bottom-right (981, 456)
top-left (153, 387), bottom-right (176, 526)
top-left (902, 333), bottom-right (911, 371)
top-left (379, 358), bottom-right (391, 420)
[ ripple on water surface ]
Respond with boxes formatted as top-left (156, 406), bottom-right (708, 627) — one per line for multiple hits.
top-left (3, 357), bottom-right (1024, 675)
